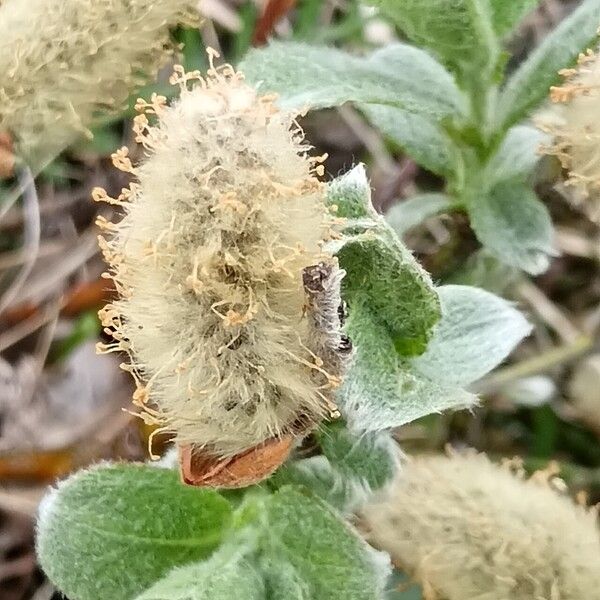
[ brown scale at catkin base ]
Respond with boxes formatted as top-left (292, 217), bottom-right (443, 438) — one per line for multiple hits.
top-left (94, 52), bottom-right (349, 474)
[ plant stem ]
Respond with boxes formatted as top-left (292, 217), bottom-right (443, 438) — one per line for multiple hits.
top-left (474, 335), bottom-right (594, 395)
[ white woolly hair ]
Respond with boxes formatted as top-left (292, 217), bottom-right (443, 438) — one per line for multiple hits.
top-left (96, 59), bottom-right (342, 456)
top-left (0, 0), bottom-right (197, 164)
top-left (361, 452), bottom-right (600, 600)
top-left (539, 45), bottom-right (600, 223)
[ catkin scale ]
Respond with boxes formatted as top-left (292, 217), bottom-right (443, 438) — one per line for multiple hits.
top-left (97, 63), bottom-right (343, 457)
top-left (361, 453), bottom-right (600, 600)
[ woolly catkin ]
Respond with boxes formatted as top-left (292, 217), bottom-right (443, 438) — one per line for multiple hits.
top-left (361, 453), bottom-right (600, 600)
top-left (540, 46), bottom-right (600, 222)
top-left (0, 0), bottom-right (197, 165)
top-left (96, 61), bottom-right (343, 457)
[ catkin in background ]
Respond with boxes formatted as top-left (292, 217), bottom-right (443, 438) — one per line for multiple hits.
top-left (362, 453), bottom-right (600, 600)
top-left (540, 44), bottom-right (600, 223)
top-left (0, 0), bottom-right (198, 168)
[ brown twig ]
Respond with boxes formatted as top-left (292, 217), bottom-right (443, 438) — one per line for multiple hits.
top-left (475, 335), bottom-right (594, 395)
top-left (253, 0), bottom-right (297, 46)
top-left (516, 279), bottom-right (582, 343)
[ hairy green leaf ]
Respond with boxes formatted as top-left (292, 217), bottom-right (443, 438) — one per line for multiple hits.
top-left (386, 194), bottom-right (452, 237)
top-left (360, 104), bottom-right (457, 176)
top-left (371, 0), bottom-right (499, 77)
top-left (135, 549), bottom-right (264, 600)
top-left (327, 164), bottom-right (376, 219)
top-left (260, 557), bottom-right (311, 599)
top-left (339, 235), bottom-right (440, 356)
top-left (326, 171), bottom-right (472, 431)
top-left (412, 285), bottom-right (532, 387)
top-left (490, 0), bottom-right (539, 37)
top-left (447, 249), bottom-right (519, 294)
top-left (340, 300), bottom-right (475, 432)
top-left (36, 464), bottom-right (232, 600)
top-left (272, 424), bottom-right (399, 512)
top-left (497, 0), bottom-right (600, 129)
top-left (327, 166), bottom-right (441, 356)
top-left (487, 125), bottom-right (549, 184)
top-left (240, 41), bottom-right (466, 118)
top-left (264, 487), bottom-right (391, 600)
top-left (318, 421), bottom-right (398, 492)
top-left (468, 181), bottom-right (555, 274)
top-left (270, 457), bottom-right (363, 513)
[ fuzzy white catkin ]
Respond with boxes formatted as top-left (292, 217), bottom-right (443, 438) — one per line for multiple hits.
top-left (361, 453), bottom-right (600, 600)
top-left (96, 62), bottom-right (342, 456)
top-left (0, 0), bottom-right (197, 164)
top-left (539, 46), bottom-right (600, 223)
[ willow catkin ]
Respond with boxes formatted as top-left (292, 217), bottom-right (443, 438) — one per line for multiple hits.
top-left (361, 453), bottom-right (600, 600)
top-left (95, 58), bottom-right (346, 457)
top-left (539, 45), bottom-right (600, 223)
top-left (0, 0), bottom-right (198, 165)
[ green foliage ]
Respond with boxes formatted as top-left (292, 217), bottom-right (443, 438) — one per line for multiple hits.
top-left (240, 41), bottom-right (466, 117)
top-left (328, 165), bottom-right (441, 356)
top-left (263, 487), bottom-right (390, 600)
top-left (486, 125), bottom-right (549, 184)
top-left (339, 236), bottom-right (440, 355)
top-left (361, 104), bottom-right (457, 176)
top-left (240, 0), bottom-right (600, 275)
top-left (385, 193), bottom-right (452, 237)
top-left (135, 548), bottom-right (264, 600)
top-left (36, 464), bottom-right (233, 600)
top-left (37, 460), bottom-right (392, 600)
top-left (317, 421), bottom-right (398, 491)
top-left (38, 464), bottom-right (391, 600)
top-left (327, 164), bottom-right (375, 219)
top-left (370, 0), bottom-right (499, 79)
top-left (412, 285), bottom-right (532, 387)
top-left (49, 311), bottom-right (101, 363)
top-left (269, 456), bottom-right (357, 513)
top-left (339, 299), bottom-right (476, 431)
top-left (447, 249), bottom-right (519, 294)
top-left (271, 423), bottom-right (398, 513)
top-left (489, 0), bottom-right (539, 37)
top-left (497, 0), bottom-right (600, 129)
top-left (467, 180), bottom-right (555, 275)
top-left (260, 556), bottom-right (311, 599)
top-left (325, 165), bottom-right (530, 430)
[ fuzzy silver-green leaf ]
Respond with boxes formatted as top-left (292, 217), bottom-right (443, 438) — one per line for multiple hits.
top-left (135, 548), bottom-right (264, 600)
top-left (386, 194), bottom-right (452, 237)
top-left (264, 486), bottom-right (391, 600)
top-left (412, 285), bottom-right (532, 387)
top-left (497, 0), bottom-right (600, 129)
top-left (468, 181), bottom-right (556, 275)
top-left (241, 41), bottom-right (466, 118)
top-left (36, 464), bottom-right (232, 600)
top-left (360, 104), bottom-right (457, 176)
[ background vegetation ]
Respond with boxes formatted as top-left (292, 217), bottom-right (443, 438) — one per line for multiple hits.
top-left (0, 1), bottom-right (599, 599)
